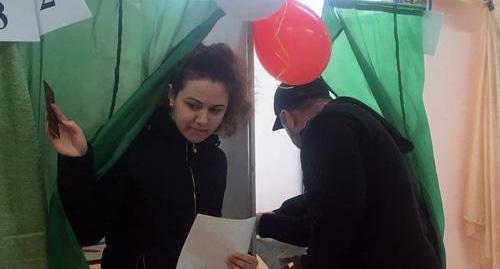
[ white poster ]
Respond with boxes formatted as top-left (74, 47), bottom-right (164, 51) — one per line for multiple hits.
top-left (36, 0), bottom-right (91, 35)
top-left (176, 214), bottom-right (256, 269)
top-left (0, 0), bottom-right (40, 41)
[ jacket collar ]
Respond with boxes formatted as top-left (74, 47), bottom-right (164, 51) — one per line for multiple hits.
top-left (309, 97), bottom-right (414, 153)
top-left (334, 97), bottom-right (414, 153)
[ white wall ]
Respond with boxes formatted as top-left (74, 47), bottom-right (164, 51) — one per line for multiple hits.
top-left (424, 0), bottom-right (483, 268)
top-left (204, 17), bottom-right (254, 218)
top-left (254, 0), bottom-right (324, 213)
top-left (254, 59), bottom-right (302, 213)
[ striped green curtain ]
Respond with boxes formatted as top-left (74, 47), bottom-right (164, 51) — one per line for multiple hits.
top-left (0, 1), bottom-right (224, 268)
top-left (322, 1), bottom-right (446, 267)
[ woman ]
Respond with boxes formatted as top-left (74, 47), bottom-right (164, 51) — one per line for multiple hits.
top-left (48, 43), bottom-right (257, 269)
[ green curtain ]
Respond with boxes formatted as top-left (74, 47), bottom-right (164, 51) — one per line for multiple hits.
top-left (0, 43), bottom-right (48, 269)
top-left (0, 1), bottom-right (225, 269)
top-left (321, 1), bottom-right (446, 267)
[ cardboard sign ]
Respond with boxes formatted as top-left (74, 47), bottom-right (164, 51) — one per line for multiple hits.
top-left (36, 0), bottom-right (91, 35)
top-left (0, 0), bottom-right (40, 41)
top-left (0, 0), bottom-right (91, 42)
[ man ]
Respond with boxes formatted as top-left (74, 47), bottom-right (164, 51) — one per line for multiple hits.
top-left (257, 77), bottom-right (440, 269)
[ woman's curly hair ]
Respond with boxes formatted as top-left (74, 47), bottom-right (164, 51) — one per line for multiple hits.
top-left (169, 43), bottom-right (252, 136)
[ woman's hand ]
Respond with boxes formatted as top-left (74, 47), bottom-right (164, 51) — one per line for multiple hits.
top-left (46, 104), bottom-right (88, 157)
top-left (227, 252), bottom-right (259, 269)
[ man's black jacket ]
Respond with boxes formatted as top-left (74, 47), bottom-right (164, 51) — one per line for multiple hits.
top-left (259, 97), bottom-right (440, 269)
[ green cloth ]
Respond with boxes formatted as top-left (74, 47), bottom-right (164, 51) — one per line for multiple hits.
top-left (1, 1), bottom-right (225, 268)
top-left (322, 1), bottom-right (446, 267)
top-left (0, 43), bottom-right (48, 269)
top-left (90, 8), bottom-right (224, 177)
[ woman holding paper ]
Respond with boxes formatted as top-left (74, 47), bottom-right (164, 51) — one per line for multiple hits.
top-left (47, 43), bottom-right (258, 269)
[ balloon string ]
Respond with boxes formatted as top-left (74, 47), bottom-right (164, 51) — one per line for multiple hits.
top-left (274, 0), bottom-right (289, 80)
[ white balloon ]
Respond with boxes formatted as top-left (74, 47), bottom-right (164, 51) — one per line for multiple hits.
top-left (215, 0), bottom-right (285, 21)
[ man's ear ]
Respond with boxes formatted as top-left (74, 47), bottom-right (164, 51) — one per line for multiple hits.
top-left (280, 109), bottom-right (295, 130)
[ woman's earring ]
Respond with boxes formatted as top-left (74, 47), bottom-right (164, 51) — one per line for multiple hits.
top-left (167, 84), bottom-right (174, 107)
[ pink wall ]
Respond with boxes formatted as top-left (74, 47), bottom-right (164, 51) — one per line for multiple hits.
top-left (423, 0), bottom-right (484, 268)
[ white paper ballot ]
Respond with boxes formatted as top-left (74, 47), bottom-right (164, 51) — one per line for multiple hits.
top-left (36, 0), bottom-right (91, 35)
top-left (176, 214), bottom-right (256, 269)
top-left (0, 0), bottom-right (40, 41)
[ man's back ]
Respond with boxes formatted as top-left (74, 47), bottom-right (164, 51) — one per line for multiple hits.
top-left (300, 97), bottom-right (440, 268)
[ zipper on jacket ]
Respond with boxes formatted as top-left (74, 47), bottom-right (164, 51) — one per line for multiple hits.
top-left (185, 143), bottom-right (197, 216)
top-left (136, 253), bottom-right (146, 269)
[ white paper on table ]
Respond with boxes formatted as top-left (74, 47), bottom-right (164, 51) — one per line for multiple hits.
top-left (176, 214), bottom-right (256, 269)
top-left (0, 0), bottom-right (40, 41)
top-left (35, 0), bottom-right (91, 35)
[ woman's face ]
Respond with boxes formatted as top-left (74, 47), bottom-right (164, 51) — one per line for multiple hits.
top-left (170, 79), bottom-right (229, 143)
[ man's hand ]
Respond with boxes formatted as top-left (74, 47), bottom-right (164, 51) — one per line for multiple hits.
top-left (256, 213), bottom-right (263, 227)
top-left (256, 212), bottom-right (274, 234)
top-left (279, 255), bottom-right (303, 269)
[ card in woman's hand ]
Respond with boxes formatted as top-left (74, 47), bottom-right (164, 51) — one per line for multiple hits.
top-left (44, 80), bottom-right (60, 138)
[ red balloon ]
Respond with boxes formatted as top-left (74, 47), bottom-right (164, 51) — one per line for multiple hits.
top-left (253, 0), bottom-right (331, 85)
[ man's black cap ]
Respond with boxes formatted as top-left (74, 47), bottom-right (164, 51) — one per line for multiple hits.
top-left (272, 77), bottom-right (332, 131)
